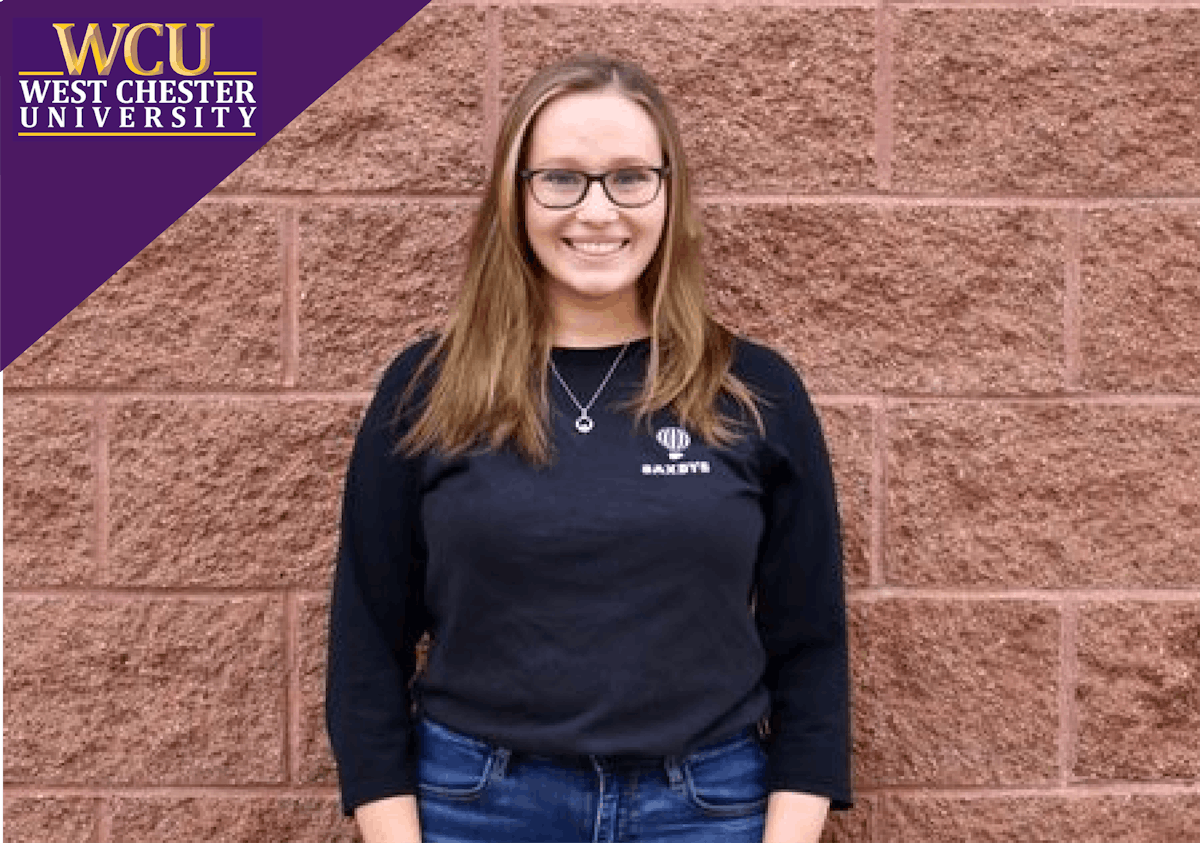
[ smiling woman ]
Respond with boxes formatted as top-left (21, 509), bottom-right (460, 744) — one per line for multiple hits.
top-left (326, 54), bottom-right (851, 843)
top-left (520, 90), bottom-right (666, 345)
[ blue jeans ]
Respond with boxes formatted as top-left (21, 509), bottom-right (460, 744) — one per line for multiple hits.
top-left (416, 716), bottom-right (768, 842)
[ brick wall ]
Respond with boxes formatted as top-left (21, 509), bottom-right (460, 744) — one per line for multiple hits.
top-left (5, 2), bottom-right (1199, 841)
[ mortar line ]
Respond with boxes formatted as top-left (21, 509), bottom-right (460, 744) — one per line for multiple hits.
top-left (5, 587), bottom-right (304, 599)
top-left (695, 194), bottom-right (1200, 207)
top-left (1059, 600), bottom-right (1080, 786)
top-left (95, 396), bottom-right (110, 585)
top-left (899, 1), bottom-right (1200, 8)
top-left (2, 390), bottom-right (374, 402)
top-left (870, 397), bottom-right (888, 586)
top-left (96, 798), bottom-right (112, 843)
top-left (874, 0), bottom-right (896, 192)
top-left (2, 784), bottom-right (344, 797)
top-left (864, 781), bottom-right (1200, 798)
top-left (484, 5), bottom-right (502, 163)
top-left (1064, 207), bottom-right (1084, 390)
top-left (482, 0), bottom-right (876, 6)
top-left (284, 590), bottom-right (300, 783)
top-left (202, 193), bottom-right (485, 204)
top-left (848, 587), bottom-right (1200, 601)
top-left (282, 206), bottom-right (301, 388)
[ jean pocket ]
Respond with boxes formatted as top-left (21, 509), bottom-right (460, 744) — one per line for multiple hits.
top-left (681, 731), bottom-right (769, 817)
top-left (416, 717), bottom-right (500, 801)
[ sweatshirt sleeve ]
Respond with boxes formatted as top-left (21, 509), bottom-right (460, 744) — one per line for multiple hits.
top-left (326, 343), bottom-right (435, 816)
top-left (746, 345), bottom-right (853, 810)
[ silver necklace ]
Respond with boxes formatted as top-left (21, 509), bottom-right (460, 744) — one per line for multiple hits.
top-left (548, 342), bottom-right (631, 434)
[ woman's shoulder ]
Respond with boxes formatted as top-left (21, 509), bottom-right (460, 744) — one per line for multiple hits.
top-left (374, 334), bottom-right (441, 398)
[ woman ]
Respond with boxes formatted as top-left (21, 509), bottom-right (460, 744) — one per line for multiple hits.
top-left (327, 55), bottom-right (851, 843)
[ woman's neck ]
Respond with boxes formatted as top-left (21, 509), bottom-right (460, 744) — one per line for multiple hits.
top-left (549, 302), bottom-right (650, 349)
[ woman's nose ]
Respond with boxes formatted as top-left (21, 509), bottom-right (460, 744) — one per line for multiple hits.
top-left (574, 179), bottom-right (619, 222)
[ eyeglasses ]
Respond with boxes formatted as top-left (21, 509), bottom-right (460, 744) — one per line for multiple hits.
top-left (520, 166), bottom-right (670, 209)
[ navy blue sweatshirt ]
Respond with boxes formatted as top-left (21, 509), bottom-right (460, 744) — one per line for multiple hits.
top-left (326, 336), bottom-right (852, 815)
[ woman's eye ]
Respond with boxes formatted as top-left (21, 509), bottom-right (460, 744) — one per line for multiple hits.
top-left (542, 171), bottom-right (582, 187)
top-left (611, 169), bottom-right (652, 186)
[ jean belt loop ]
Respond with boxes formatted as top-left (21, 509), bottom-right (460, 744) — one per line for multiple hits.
top-left (491, 746), bottom-right (511, 781)
top-left (664, 754), bottom-right (684, 789)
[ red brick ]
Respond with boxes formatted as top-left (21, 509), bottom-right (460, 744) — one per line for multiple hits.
top-left (894, 10), bottom-right (1200, 194)
top-left (3, 399), bottom-right (94, 587)
top-left (298, 595), bottom-right (336, 785)
top-left (5, 202), bottom-right (282, 388)
top-left (3, 796), bottom-right (99, 843)
top-left (704, 204), bottom-right (1066, 394)
top-left (4, 597), bottom-right (284, 784)
top-left (220, 7), bottom-right (485, 194)
top-left (888, 404), bottom-right (1200, 587)
top-left (1076, 602), bottom-right (1200, 781)
top-left (298, 202), bottom-right (473, 389)
top-left (852, 599), bottom-right (1059, 786)
top-left (502, 7), bottom-right (876, 193)
top-left (1082, 207), bottom-right (1200, 392)
top-left (108, 400), bottom-right (361, 587)
top-left (814, 402), bottom-right (873, 588)
top-left (881, 794), bottom-right (1200, 843)
top-left (110, 796), bottom-right (359, 842)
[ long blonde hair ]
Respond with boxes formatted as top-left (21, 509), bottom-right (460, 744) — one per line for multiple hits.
top-left (401, 55), bottom-right (761, 464)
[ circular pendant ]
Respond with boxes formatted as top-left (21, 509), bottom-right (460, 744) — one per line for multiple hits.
top-left (575, 414), bottom-right (594, 434)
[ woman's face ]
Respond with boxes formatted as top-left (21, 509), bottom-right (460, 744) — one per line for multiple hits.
top-left (522, 89), bottom-right (667, 325)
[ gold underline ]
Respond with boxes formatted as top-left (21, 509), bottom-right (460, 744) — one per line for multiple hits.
top-left (19, 132), bottom-right (257, 137)
top-left (19, 71), bottom-right (64, 76)
top-left (213, 71), bottom-right (257, 76)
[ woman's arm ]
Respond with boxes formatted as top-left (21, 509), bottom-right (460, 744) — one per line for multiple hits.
top-left (763, 791), bottom-right (831, 843)
top-left (327, 342), bottom-right (436, 817)
top-left (355, 795), bottom-right (422, 843)
top-left (744, 343), bottom-right (853, 812)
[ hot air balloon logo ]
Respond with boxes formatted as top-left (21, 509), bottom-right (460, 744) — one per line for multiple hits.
top-left (656, 426), bottom-right (691, 460)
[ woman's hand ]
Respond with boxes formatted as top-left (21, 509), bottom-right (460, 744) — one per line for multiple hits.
top-left (354, 794), bottom-right (422, 843)
top-left (762, 791), bottom-right (830, 843)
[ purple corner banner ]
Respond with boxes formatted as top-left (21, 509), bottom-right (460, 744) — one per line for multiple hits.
top-left (1, 0), bottom-right (432, 369)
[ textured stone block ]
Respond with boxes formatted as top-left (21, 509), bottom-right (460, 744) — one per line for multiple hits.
top-left (704, 204), bottom-right (1065, 393)
top-left (298, 594), bottom-right (336, 785)
top-left (851, 599), bottom-right (1059, 786)
top-left (821, 797), bottom-right (872, 843)
top-left (880, 794), bottom-right (1200, 843)
top-left (3, 796), bottom-right (99, 843)
top-left (110, 796), bottom-right (359, 842)
top-left (1082, 207), bottom-right (1200, 392)
top-left (894, 10), bottom-right (1200, 194)
top-left (298, 201), bottom-right (472, 389)
top-left (3, 399), bottom-right (94, 587)
top-left (1076, 602), bottom-right (1200, 781)
top-left (502, 7), bottom-right (876, 193)
top-left (813, 402), bottom-right (872, 588)
top-left (108, 400), bottom-right (362, 587)
top-left (5, 202), bottom-right (282, 388)
top-left (4, 597), bottom-right (285, 784)
top-left (888, 404), bottom-right (1200, 587)
top-left (220, 7), bottom-right (485, 194)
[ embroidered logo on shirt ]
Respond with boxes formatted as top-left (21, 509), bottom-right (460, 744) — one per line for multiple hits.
top-left (655, 426), bottom-right (691, 460)
top-left (643, 426), bottom-right (710, 476)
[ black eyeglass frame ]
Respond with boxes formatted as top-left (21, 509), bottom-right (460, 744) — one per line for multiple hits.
top-left (519, 166), bottom-right (671, 209)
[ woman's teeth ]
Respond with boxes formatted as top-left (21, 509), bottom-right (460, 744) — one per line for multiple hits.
top-left (566, 239), bottom-right (624, 255)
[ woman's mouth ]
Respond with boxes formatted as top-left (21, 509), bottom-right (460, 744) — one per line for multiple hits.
top-left (563, 238), bottom-right (628, 256)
